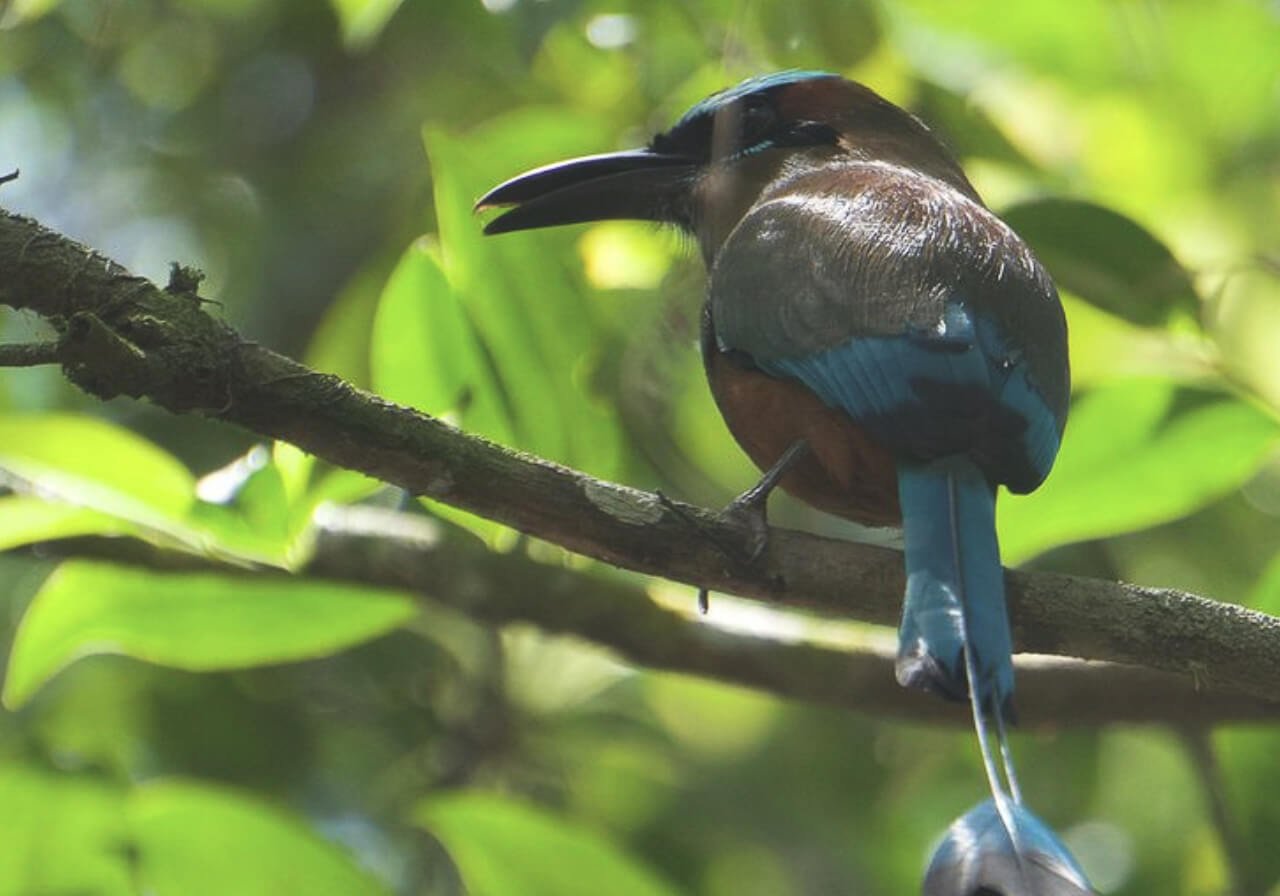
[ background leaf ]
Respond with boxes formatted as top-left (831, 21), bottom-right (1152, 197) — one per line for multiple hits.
top-left (426, 115), bottom-right (624, 478)
top-left (419, 792), bottom-right (681, 896)
top-left (371, 237), bottom-right (514, 443)
top-left (1001, 380), bottom-right (1280, 563)
top-left (3, 562), bottom-right (418, 708)
top-left (0, 766), bottom-right (132, 896)
top-left (0, 494), bottom-right (132, 550)
top-left (131, 779), bottom-right (390, 896)
top-left (1000, 198), bottom-right (1200, 327)
top-left (2, 3), bottom-right (1279, 894)
top-left (0, 414), bottom-right (194, 527)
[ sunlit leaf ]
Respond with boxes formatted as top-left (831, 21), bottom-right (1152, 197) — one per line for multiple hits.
top-left (272, 441), bottom-right (316, 506)
top-left (0, 766), bottom-right (131, 896)
top-left (1001, 380), bottom-right (1280, 563)
top-left (369, 238), bottom-right (519, 546)
top-left (426, 115), bottom-right (623, 477)
top-left (646, 675), bottom-right (777, 758)
top-left (131, 779), bottom-right (389, 896)
top-left (0, 0), bottom-right (62, 27)
top-left (1247, 552), bottom-right (1280, 616)
top-left (579, 222), bottom-right (674, 291)
top-left (0, 495), bottom-right (133, 550)
top-left (428, 127), bottom-right (572, 461)
top-left (418, 793), bottom-right (680, 896)
top-left (1161, 2), bottom-right (1280, 141)
top-left (3, 561), bottom-right (417, 708)
top-left (890, 1), bottom-right (1126, 89)
top-left (371, 238), bottom-right (468, 415)
top-left (371, 238), bottom-right (513, 443)
top-left (1001, 198), bottom-right (1199, 327)
top-left (328, 0), bottom-right (403, 52)
top-left (305, 262), bottom-right (383, 387)
top-left (189, 459), bottom-right (297, 565)
top-left (1060, 292), bottom-right (1216, 392)
top-left (305, 466), bottom-right (384, 508)
top-left (0, 414), bottom-right (194, 527)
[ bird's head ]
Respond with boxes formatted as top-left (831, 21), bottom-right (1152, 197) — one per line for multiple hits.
top-left (476, 72), bottom-right (977, 261)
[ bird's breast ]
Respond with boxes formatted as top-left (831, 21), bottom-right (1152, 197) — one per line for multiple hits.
top-left (701, 309), bottom-right (901, 527)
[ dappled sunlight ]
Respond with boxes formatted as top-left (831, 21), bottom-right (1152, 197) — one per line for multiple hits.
top-left (1, 0), bottom-right (1277, 892)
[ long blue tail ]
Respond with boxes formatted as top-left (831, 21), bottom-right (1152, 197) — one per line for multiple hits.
top-left (924, 797), bottom-right (1094, 895)
top-left (895, 456), bottom-right (1013, 716)
top-left (899, 457), bottom-right (1095, 893)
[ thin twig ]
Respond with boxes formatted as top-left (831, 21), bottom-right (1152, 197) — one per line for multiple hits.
top-left (1179, 728), bottom-right (1258, 896)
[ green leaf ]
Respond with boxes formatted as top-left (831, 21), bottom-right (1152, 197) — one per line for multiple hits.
top-left (0, 0), bottom-right (65, 29)
top-left (189, 451), bottom-right (300, 563)
top-left (305, 466), bottom-right (384, 508)
top-left (131, 779), bottom-right (390, 896)
top-left (0, 495), bottom-right (133, 550)
top-left (366, 240), bottom-right (520, 544)
top-left (3, 561), bottom-right (418, 708)
top-left (0, 765), bottom-right (132, 896)
top-left (427, 127), bottom-right (572, 461)
top-left (306, 257), bottom-right (385, 388)
top-left (371, 237), bottom-right (514, 444)
top-left (272, 441), bottom-right (316, 507)
top-left (425, 116), bottom-right (623, 477)
top-left (914, 79), bottom-right (1037, 170)
top-left (327, 0), bottom-right (403, 52)
top-left (0, 414), bottom-right (194, 526)
top-left (1000, 380), bottom-right (1280, 563)
top-left (1250, 554), bottom-right (1280, 615)
top-left (756, 0), bottom-right (881, 70)
top-left (1000, 198), bottom-right (1199, 327)
top-left (418, 792), bottom-right (680, 896)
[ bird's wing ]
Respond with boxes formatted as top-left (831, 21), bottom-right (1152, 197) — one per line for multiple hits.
top-left (708, 164), bottom-right (1068, 492)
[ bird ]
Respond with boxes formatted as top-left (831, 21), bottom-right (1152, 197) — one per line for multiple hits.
top-left (476, 71), bottom-right (1089, 893)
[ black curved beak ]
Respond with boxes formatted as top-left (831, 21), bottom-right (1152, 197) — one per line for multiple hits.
top-left (475, 149), bottom-right (697, 235)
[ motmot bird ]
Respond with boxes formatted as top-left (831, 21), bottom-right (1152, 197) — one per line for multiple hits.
top-left (477, 73), bottom-right (1090, 893)
top-left (477, 71), bottom-right (1067, 715)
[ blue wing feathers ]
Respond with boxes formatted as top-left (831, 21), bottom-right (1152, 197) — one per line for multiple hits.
top-left (757, 298), bottom-right (1056, 710)
top-left (760, 300), bottom-right (1060, 490)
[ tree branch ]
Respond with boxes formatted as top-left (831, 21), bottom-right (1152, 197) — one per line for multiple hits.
top-left (0, 341), bottom-right (60, 367)
top-left (3, 206), bottom-right (1280, 710)
top-left (43, 506), bottom-right (1280, 727)
top-left (311, 508), bottom-right (1280, 726)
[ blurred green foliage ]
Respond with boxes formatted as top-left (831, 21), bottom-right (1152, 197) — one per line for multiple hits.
top-left (1, 0), bottom-right (1279, 893)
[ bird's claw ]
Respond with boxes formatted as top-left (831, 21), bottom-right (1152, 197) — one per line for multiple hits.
top-left (656, 440), bottom-right (808, 613)
top-left (715, 438), bottom-right (809, 564)
top-left (716, 491), bottom-right (772, 564)
top-left (655, 491), bottom-right (758, 566)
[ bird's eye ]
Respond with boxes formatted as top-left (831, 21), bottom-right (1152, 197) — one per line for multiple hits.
top-left (738, 98), bottom-right (778, 148)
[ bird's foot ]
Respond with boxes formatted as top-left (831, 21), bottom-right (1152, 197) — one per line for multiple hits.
top-left (653, 492), bottom-right (728, 614)
top-left (657, 440), bottom-right (809, 614)
top-left (721, 438), bottom-right (809, 560)
top-left (701, 438), bottom-right (810, 568)
top-left (716, 489), bottom-right (773, 565)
